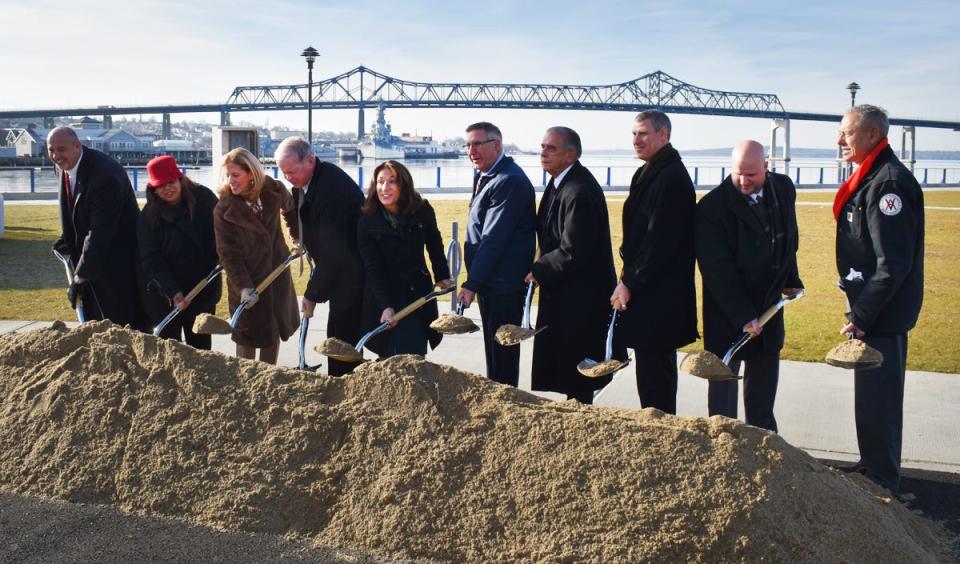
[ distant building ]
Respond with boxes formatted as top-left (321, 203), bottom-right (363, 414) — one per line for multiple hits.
top-left (1, 128), bottom-right (45, 157)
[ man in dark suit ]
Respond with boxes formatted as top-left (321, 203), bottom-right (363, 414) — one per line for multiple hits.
top-left (834, 105), bottom-right (924, 496)
top-left (611, 111), bottom-right (698, 414)
top-left (457, 122), bottom-right (536, 387)
top-left (275, 136), bottom-right (365, 376)
top-left (48, 126), bottom-right (145, 329)
top-left (695, 140), bottom-right (803, 432)
top-left (527, 127), bottom-right (619, 403)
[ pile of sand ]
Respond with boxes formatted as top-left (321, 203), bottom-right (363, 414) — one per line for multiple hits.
top-left (0, 321), bottom-right (952, 562)
top-left (826, 338), bottom-right (885, 368)
top-left (493, 324), bottom-right (534, 346)
top-left (429, 313), bottom-right (478, 334)
top-left (680, 351), bottom-right (737, 381)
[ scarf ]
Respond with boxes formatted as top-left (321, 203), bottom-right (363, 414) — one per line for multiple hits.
top-left (833, 137), bottom-right (889, 220)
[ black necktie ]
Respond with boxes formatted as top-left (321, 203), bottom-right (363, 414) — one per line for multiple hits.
top-left (542, 177), bottom-right (557, 212)
top-left (474, 174), bottom-right (492, 199)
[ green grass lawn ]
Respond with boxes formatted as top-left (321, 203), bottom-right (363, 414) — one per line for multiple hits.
top-left (3, 193), bottom-right (958, 372)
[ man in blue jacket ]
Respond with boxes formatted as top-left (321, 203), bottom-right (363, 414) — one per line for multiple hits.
top-left (458, 122), bottom-right (536, 387)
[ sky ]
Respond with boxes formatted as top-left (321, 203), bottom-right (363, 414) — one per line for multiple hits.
top-left (2, 0), bottom-right (959, 153)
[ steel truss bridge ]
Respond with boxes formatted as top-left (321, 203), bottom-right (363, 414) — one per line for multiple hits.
top-left (3, 66), bottom-right (958, 170)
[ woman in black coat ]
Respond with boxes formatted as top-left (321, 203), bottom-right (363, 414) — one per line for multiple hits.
top-left (357, 160), bottom-right (452, 357)
top-left (137, 155), bottom-right (222, 349)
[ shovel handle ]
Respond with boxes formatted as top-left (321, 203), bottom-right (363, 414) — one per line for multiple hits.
top-left (254, 252), bottom-right (301, 295)
top-left (184, 264), bottom-right (223, 302)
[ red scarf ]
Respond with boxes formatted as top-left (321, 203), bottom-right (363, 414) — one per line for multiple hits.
top-left (833, 137), bottom-right (889, 220)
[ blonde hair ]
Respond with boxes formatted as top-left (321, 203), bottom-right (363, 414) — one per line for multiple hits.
top-left (220, 147), bottom-right (265, 201)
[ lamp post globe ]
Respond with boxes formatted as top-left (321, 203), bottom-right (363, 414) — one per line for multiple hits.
top-left (846, 81), bottom-right (860, 108)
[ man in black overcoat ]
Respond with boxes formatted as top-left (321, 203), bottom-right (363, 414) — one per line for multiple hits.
top-left (610, 111), bottom-right (698, 414)
top-left (276, 137), bottom-right (365, 376)
top-left (527, 127), bottom-right (620, 404)
top-left (49, 126), bottom-right (146, 329)
top-left (695, 140), bottom-right (803, 432)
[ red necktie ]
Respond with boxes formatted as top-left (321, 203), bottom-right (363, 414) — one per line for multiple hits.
top-left (64, 172), bottom-right (73, 213)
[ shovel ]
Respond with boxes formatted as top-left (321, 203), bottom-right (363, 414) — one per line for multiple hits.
top-left (494, 281), bottom-right (546, 346)
top-left (824, 292), bottom-right (884, 370)
top-left (316, 285), bottom-right (456, 362)
top-left (430, 223), bottom-right (479, 335)
top-left (681, 289), bottom-right (805, 381)
top-left (152, 265), bottom-right (223, 336)
top-left (578, 307), bottom-right (630, 378)
top-left (53, 248), bottom-right (101, 323)
top-left (193, 251), bottom-right (302, 335)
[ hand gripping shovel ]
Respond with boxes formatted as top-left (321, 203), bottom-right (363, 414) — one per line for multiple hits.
top-left (193, 251), bottom-right (302, 335)
top-left (824, 291), bottom-right (883, 370)
top-left (152, 265), bottom-right (223, 336)
top-left (316, 285), bottom-right (456, 362)
top-left (53, 248), bottom-right (101, 323)
top-left (494, 281), bottom-right (546, 346)
top-left (430, 224), bottom-right (479, 335)
top-left (577, 306), bottom-right (630, 378)
top-left (681, 289), bottom-right (805, 381)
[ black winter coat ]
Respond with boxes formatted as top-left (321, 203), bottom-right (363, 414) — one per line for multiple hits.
top-left (54, 147), bottom-right (146, 329)
top-left (836, 147), bottom-right (924, 335)
top-left (137, 182), bottom-right (222, 323)
top-left (357, 200), bottom-right (450, 356)
top-left (695, 172), bottom-right (803, 358)
top-left (617, 145), bottom-right (698, 351)
top-left (530, 161), bottom-right (619, 395)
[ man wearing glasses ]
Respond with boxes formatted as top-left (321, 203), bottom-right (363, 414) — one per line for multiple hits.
top-left (458, 122), bottom-right (536, 387)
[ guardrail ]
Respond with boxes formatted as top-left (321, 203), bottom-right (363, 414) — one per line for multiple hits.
top-left (3, 164), bottom-right (959, 194)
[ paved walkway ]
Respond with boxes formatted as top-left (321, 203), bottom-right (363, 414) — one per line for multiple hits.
top-left (2, 303), bottom-right (958, 475)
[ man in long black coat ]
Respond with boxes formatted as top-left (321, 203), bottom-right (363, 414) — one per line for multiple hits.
top-left (48, 126), bottom-right (146, 329)
top-left (611, 111), bottom-right (698, 414)
top-left (528, 127), bottom-right (620, 404)
top-left (275, 137), bottom-right (365, 376)
top-left (695, 140), bottom-right (803, 432)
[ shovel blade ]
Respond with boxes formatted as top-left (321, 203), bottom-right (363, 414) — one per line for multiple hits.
top-left (192, 313), bottom-right (233, 335)
top-left (430, 313), bottom-right (480, 335)
top-left (679, 351), bottom-right (739, 381)
top-left (577, 357), bottom-right (629, 378)
top-left (314, 337), bottom-right (365, 362)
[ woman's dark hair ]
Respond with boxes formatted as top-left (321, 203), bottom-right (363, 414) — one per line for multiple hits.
top-left (143, 176), bottom-right (198, 229)
top-left (361, 160), bottom-right (422, 216)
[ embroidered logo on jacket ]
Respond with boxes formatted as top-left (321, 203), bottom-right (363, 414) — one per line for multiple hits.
top-left (879, 193), bottom-right (903, 216)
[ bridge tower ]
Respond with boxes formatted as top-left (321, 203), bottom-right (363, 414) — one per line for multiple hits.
top-left (103, 115), bottom-right (113, 129)
top-left (162, 113), bottom-right (172, 139)
top-left (769, 119), bottom-right (791, 179)
top-left (900, 126), bottom-right (916, 172)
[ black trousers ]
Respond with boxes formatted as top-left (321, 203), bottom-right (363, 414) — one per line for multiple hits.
top-left (478, 291), bottom-right (524, 387)
top-left (633, 349), bottom-right (678, 414)
top-left (327, 297), bottom-right (363, 376)
top-left (707, 352), bottom-right (780, 432)
top-left (157, 310), bottom-right (212, 350)
top-left (855, 333), bottom-right (907, 495)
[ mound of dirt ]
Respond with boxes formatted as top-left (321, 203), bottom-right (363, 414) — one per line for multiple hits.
top-left (0, 322), bottom-right (951, 562)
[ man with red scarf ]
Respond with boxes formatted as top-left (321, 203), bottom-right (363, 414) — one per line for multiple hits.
top-left (834, 104), bottom-right (924, 497)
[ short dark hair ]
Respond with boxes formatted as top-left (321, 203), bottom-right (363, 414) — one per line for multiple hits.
top-left (362, 160), bottom-right (423, 216)
top-left (465, 122), bottom-right (503, 141)
top-left (546, 126), bottom-right (582, 158)
top-left (850, 104), bottom-right (890, 138)
top-left (635, 110), bottom-right (672, 140)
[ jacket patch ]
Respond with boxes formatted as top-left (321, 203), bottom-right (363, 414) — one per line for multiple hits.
top-left (879, 193), bottom-right (903, 216)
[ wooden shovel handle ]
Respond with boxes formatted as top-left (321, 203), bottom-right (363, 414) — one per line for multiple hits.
top-left (184, 266), bottom-right (223, 303)
top-left (255, 254), bottom-right (300, 294)
top-left (392, 297), bottom-right (429, 323)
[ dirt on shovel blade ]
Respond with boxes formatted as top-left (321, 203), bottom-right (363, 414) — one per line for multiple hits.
top-left (315, 337), bottom-right (362, 360)
top-left (825, 338), bottom-right (884, 369)
top-left (192, 313), bottom-right (233, 335)
top-left (430, 313), bottom-right (479, 334)
top-left (578, 359), bottom-right (628, 378)
top-left (680, 351), bottom-right (736, 380)
top-left (495, 324), bottom-right (534, 346)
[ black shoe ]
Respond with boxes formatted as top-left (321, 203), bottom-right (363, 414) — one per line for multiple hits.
top-left (835, 461), bottom-right (867, 474)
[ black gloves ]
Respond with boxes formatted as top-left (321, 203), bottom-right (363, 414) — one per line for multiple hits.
top-left (67, 280), bottom-right (87, 309)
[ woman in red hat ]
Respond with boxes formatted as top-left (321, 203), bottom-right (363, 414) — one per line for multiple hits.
top-left (213, 148), bottom-right (299, 364)
top-left (138, 155), bottom-right (222, 349)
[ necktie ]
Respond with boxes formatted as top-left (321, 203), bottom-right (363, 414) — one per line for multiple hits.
top-left (542, 177), bottom-right (557, 212)
top-left (473, 174), bottom-right (492, 199)
top-left (64, 172), bottom-right (73, 214)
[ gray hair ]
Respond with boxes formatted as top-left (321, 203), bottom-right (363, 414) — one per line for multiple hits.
top-left (546, 126), bottom-right (582, 158)
top-left (465, 122), bottom-right (503, 141)
top-left (634, 110), bottom-right (672, 140)
top-left (849, 104), bottom-right (889, 137)
top-left (47, 126), bottom-right (79, 142)
top-left (274, 136), bottom-right (313, 162)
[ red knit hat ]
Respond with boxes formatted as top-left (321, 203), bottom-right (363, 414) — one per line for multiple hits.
top-left (146, 155), bottom-right (184, 189)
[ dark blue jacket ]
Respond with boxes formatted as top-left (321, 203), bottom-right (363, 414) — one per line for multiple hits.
top-left (463, 155), bottom-right (536, 296)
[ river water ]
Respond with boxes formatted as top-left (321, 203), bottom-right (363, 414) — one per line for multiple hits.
top-left (2, 154), bottom-right (959, 194)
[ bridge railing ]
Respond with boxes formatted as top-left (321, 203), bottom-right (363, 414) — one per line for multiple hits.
top-left (2, 164), bottom-right (959, 195)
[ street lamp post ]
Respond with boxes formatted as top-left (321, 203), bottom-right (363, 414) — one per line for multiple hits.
top-left (301, 46), bottom-right (319, 149)
top-left (847, 81), bottom-right (860, 108)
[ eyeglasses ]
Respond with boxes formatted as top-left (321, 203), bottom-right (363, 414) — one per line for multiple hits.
top-left (463, 139), bottom-right (497, 150)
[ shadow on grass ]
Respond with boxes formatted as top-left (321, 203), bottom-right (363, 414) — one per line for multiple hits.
top-left (0, 238), bottom-right (67, 290)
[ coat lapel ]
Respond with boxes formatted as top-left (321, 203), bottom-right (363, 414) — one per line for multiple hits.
top-left (725, 180), bottom-right (766, 237)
